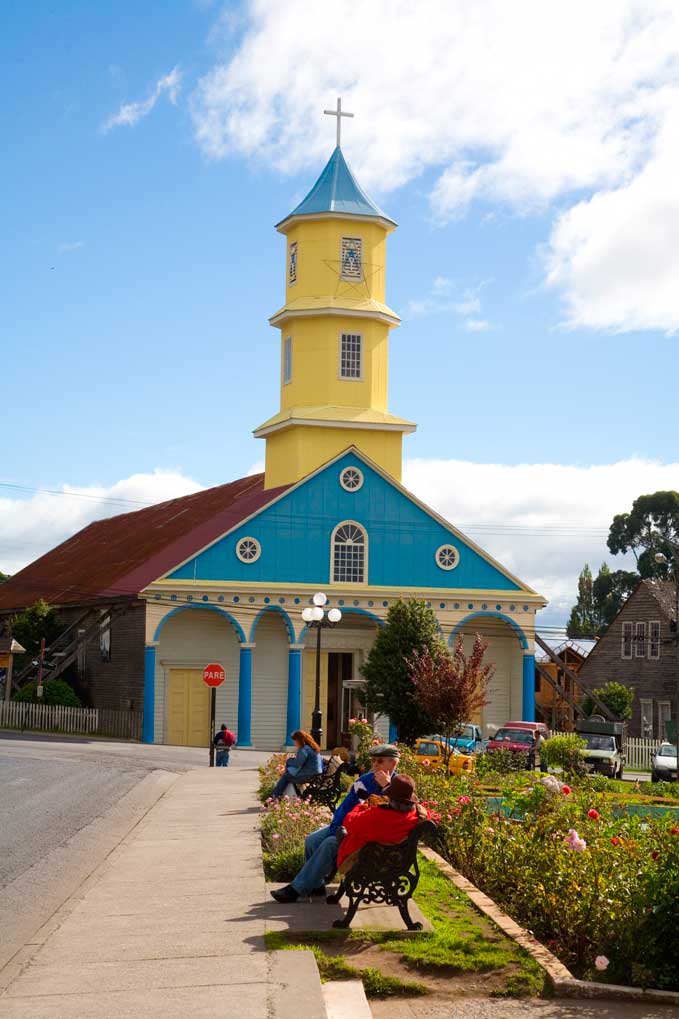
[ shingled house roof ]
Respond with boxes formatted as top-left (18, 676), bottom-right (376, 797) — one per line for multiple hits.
top-left (0, 474), bottom-right (289, 614)
top-left (644, 578), bottom-right (678, 621)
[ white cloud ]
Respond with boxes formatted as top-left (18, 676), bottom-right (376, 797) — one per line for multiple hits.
top-left (101, 67), bottom-right (182, 133)
top-left (191, 1), bottom-right (679, 333)
top-left (403, 456), bottom-right (679, 626)
top-left (404, 279), bottom-right (492, 331)
top-left (463, 318), bottom-right (490, 332)
top-left (545, 107), bottom-right (679, 334)
top-left (0, 470), bottom-right (202, 576)
top-left (58, 241), bottom-right (84, 254)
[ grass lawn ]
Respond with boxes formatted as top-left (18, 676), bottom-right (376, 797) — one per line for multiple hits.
top-left (266, 856), bottom-right (548, 1001)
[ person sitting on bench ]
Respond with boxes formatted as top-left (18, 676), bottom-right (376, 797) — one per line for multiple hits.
top-left (270, 743), bottom-right (400, 903)
top-left (270, 730), bottom-right (323, 799)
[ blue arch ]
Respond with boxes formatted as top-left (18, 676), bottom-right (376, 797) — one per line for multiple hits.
top-left (449, 611), bottom-right (528, 650)
top-left (297, 606), bottom-right (385, 643)
top-left (153, 604), bottom-right (246, 644)
top-left (249, 605), bottom-right (296, 644)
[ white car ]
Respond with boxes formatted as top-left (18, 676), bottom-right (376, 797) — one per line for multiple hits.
top-left (651, 742), bottom-right (678, 783)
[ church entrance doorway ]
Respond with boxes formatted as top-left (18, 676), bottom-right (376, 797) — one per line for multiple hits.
top-left (166, 668), bottom-right (210, 747)
top-left (326, 652), bottom-right (353, 748)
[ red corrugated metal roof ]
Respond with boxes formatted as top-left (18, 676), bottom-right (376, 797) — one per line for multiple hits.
top-left (0, 474), bottom-right (289, 613)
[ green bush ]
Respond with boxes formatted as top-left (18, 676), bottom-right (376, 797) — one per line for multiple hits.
top-left (476, 748), bottom-right (527, 777)
top-left (583, 681), bottom-right (634, 721)
top-left (14, 678), bottom-right (81, 707)
top-left (540, 734), bottom-right (587, 777)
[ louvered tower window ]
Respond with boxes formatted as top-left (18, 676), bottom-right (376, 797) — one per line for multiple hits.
top-left (340, 236), bottom-right (362, 280)
top-left (332, 522), bottom-right (366, 583)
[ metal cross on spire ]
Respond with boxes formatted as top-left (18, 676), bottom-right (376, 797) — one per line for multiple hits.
top-left (324, 97), bottom-right (354, 148)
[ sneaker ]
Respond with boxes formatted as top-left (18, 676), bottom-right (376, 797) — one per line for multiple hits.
top-left (271, 885), bottom-right (299, 904)
top-left (310, 885), bottom-right (326, 896)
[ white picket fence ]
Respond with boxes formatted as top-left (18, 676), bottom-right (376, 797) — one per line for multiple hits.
top-left (0, 701), bottom-right (143, 740)
top-left (554, 730), bottom-right (656, 771)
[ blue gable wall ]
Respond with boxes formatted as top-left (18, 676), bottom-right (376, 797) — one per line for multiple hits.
top-left (167, 453), bottom-right (522, 591)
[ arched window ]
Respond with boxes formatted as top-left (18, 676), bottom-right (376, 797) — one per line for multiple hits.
top-left (331, 521), bottom-right (367, 584)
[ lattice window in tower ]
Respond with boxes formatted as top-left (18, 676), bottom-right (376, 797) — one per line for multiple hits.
top-left (436, 544), bottom-right (460, 571)
top-left (332, 522), bottom-right (366, 584)
top-left (236, 536), bottom-right (261, 564)
top-left (340, 333), bottom-right (362, 379)
top-left (283, 336), bottom-right (292, 384)
top-left (341, 236), bottom-right (362, 280)
top-left (288, 241), bottom-right (298, 285)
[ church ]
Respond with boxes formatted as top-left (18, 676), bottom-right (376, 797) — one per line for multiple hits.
top-left (0, 105), bottom-right (546, 749)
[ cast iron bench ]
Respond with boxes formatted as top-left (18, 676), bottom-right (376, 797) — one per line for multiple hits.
top-left (295, 762), bottom-right (348, 809)
top-left (326, 818), bottom-right (437, 930)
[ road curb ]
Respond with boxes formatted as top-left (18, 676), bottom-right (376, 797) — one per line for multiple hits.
top-left (421, 846), bottom-right (679, 1005)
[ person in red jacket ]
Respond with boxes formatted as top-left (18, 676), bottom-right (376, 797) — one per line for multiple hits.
top-left (336, 774), bottom-right (427, 875)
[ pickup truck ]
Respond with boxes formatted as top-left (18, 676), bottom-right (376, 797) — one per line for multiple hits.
top-left (575, 718), bottom-right (626, 780)
top-left (427, 724), bottom-right (487, 754)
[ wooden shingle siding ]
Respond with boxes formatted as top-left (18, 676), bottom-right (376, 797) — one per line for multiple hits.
top-left (578, 582), bottom-right (678, 737)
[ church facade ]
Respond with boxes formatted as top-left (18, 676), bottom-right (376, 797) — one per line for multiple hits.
top-left (0, 130), bottom-right (545, 749)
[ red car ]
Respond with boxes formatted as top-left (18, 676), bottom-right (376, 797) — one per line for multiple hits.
top-left (487, 724), bottom-right (548, 753)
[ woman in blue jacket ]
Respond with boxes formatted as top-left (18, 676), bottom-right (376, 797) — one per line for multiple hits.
top-left (270, 730), bottom-right (323, 798)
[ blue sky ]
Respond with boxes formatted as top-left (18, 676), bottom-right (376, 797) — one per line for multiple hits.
top-left (3, 1), bottom-right (679, 622)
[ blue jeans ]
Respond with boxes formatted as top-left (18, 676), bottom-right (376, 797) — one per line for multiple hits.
top-left (271, 772), bottom-right (297, 797)
top-left (291, 825), bottom-right (339, 896)
top-left (216, 749), bottom-right (230, 767)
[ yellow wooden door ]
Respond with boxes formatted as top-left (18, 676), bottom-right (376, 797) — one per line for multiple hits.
top-left (167, 669), bottom-right (210, 747)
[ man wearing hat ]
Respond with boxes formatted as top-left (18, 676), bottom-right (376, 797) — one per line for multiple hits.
top-left (336, 774), bottom-right (425, 876)
top-left (271, 744), bottom-right (400, 903)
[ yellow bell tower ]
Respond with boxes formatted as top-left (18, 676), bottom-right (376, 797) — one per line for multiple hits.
top-left (254, 100), bottom-right (416, 489)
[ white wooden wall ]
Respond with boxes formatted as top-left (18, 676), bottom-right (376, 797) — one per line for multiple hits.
top-left (154, 609), bottom-right (241, 744)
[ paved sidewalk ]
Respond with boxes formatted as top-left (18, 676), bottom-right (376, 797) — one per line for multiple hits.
top-left (0, 767), bottom-right (325, 1018)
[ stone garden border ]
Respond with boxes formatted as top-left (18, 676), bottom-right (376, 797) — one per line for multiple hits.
top-left (421, 846), bottom-right (679, 1006)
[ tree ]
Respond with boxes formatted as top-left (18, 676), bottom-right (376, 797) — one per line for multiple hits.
top-left (0, 571), bottom-right (9, 585)
top-left (408, 634), bottom-right (494, 760)
top-left (582, 681), bottom-right (634, 721)
top-left (567, 564), bottom-right (596, 637)
top-left (360, 599), bottom-right (444, 743)
top-left (9, 600), bottom-right (63, 672)
top-left (608, 491), bottom-right (679, 579)
top-left (567, 563), bottom-right (639, 637)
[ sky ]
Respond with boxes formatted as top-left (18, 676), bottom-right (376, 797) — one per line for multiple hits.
top-left (3, 0), bottom-right (679, 626)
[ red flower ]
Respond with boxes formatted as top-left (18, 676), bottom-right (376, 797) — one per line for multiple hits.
top-left (457, 795), bottom-right (472, 805)
top-left (611, 836), bottom-right (620, 845)
top-left (452, 806), bottom-right (462, 816)
top-left (651, 850), bottom-right (660, 860)
top-left (671, 827), bottom-right (679, 836)
top-left (561, 785), bottom-right (572, 795)
top-left (587, 809), bottom-right (600, 820)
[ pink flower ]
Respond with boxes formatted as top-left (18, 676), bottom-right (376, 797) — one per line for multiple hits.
top-left (421, 759), bottom-right (431, 767)
top-left (561, 785), bottom-right (572, 795)
top-left (594, 955), bottom-right (609, 971)
top-left (457, 795), bottom-right (472, 805)
top-left (272, 834), bottom-right (280, 840)
top-left (587, 809), bottom-right (600, 820)
top-left (565, 828), bottom-right (587, 852)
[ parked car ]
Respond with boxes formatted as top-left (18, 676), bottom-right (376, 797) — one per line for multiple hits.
top-left (426, 724), bottom-right (487, 753)
top-left (651, 742), bottom-right (678, 783)
top-left (504, 721), bottom-right (551, 739)
top-left (413, 738), bottom-right (475, 777)
top-left (486, 727), bottom-right (536, 754)
top-left (575, 718), bottom-right (626, 780)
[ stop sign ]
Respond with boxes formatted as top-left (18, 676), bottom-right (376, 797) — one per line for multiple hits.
top-left (203, 662), bottom-right (226, 687)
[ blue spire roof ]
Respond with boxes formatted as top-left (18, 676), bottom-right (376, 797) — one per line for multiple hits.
top-left (278, 147), bottom-right (396, 227)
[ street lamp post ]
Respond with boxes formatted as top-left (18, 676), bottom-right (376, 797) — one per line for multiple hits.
top-left (654, 541), bottom-right (679, 779)
top-left (301, 592), bottom-right (342, 747)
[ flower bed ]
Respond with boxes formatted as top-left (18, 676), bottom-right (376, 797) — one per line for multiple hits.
top-left (261, 795), bottom-right (332, 881)
top-left (396, 749), bottom-right (679, 992)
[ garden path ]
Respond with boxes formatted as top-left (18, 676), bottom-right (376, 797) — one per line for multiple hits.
top-left (371, 997), bottom-right (678, 1018)
top-left (0, 765), bottom-right (327, 1018)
